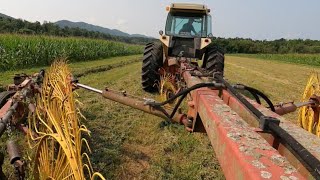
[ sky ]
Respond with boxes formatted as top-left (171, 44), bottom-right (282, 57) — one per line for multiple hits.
top-left (0, 0), bottom-right (320, 40)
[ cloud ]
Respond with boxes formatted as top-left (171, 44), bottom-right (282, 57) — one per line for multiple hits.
top-left (115, 18), bottom-right (128, 31)
top-left (87, 17), bottom-right (98, 24)
top-left (116, 18), bottom-right (127, 26)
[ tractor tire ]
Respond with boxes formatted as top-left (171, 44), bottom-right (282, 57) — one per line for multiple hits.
top-left (141, 42), bottom-right (163, 92)
top-left (203, 46), bottom-right (225, 76)
top-left (0, 91), bottom-right (15, 108)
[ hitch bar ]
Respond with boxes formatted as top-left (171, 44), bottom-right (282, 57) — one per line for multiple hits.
top-left (76, 83), bottom-right (191, 131)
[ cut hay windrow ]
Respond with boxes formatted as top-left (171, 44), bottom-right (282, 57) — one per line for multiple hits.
top-left (231, 53), bottom-right (320, 66)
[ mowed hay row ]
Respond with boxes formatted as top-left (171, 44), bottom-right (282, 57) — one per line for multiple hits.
top-left (232, 53), bottom-right (320, 66)
top-left (0, 34), bottom-right (143, 71)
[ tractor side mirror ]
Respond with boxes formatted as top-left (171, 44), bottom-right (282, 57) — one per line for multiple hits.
top-left (159, 30), bottom-right (164, 36)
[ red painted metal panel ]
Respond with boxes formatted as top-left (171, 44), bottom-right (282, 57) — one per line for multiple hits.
top-left (222, 89), bottom-right (320, 178)
top-left (195, 90), bottom-right (303, 179)
top-left (179, 68), bottom-right (307, 179)
top-left (0, 100), bottom-right (12, 118)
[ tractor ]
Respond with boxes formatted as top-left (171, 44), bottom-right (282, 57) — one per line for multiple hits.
top-left (141, 3), bottom-right (224, 97)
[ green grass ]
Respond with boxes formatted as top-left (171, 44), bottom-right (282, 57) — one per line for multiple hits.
top-left (230, 53), bottom-right (320, 66)
top-left (0, 55), bottom-right (224, 179)
top-left (225, 55), bottom-right (320, 122)
top-left (0, 34), bottom-right (143, 71)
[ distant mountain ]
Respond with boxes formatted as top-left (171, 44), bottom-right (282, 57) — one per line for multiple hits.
top-left (55, 20), bottom-right (150, 38)
top-left (0, 13), bottom-right (13, 19)
top-left (0, 12), bottom-right (152, 39)
top-left (131, 34), bottom-right (151, 38)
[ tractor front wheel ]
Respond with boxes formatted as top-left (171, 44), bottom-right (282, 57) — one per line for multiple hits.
top-left (203, 46), bottom-right (225, 76)
top-left (141, 42), bottom-right (163, 92)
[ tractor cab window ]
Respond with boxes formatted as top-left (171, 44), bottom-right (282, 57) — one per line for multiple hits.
top-left (165, 13), bottom-right (211, 38)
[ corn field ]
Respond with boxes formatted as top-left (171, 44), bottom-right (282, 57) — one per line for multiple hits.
top-left (0, 34), bottom-right (143, 71)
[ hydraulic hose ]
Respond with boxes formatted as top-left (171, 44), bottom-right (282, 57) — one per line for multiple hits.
top-left (233, 84), bottom-right (275, 112)
top-left (248, 90), bottom-right (261, 104)
top-left (147, 82), bottom-right (224, 120)
top-left (170, 92), bottom-right (188, 118)
top-left (245, 86), bottom-right (275, 112)
top-left (149, 82), bottom-right (223, 107)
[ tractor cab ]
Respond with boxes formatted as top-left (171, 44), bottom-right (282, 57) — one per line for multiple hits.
top-left (165, 8), bottom-right (212, 38)
top-left (161, 3), bottom-right (213, 58)
top-left (142, 3), bottom-right (224, 93)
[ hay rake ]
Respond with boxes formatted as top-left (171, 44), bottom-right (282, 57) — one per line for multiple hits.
top-left (1, 59), bottom-right (320, 179)
top-left (0, 61), bottom-right (104, 179)
top-left (75, 64), bottom-right (320, 179)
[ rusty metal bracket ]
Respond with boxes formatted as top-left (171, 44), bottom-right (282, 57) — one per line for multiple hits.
top-left (259, 116), bottom-right (280, 131)
top-left (7, 140), bottom-right (25, 180)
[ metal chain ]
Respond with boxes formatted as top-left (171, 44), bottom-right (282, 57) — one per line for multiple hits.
top-left (6, 121), bottom-right (12, 138)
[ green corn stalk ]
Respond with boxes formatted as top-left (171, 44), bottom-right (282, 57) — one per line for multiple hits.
top-left (0, 34), bottom-right (143, 71)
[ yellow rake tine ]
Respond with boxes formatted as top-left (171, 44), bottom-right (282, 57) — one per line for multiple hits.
top-left (28, 59), bottom-right (104, 179)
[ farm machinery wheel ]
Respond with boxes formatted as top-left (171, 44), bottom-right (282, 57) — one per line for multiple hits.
top-left (298, 72), bottom-right (320, 136)
top-left (0, 91), bottom-right (15, 108)
top-left (141, 42), bottom-right (163, 92)
top-left (202, 46), bottom-right (225, 76)
top-left (28, 60), bottom-right (105, 180)
top-left (159, 73), bottom-right (178, 107)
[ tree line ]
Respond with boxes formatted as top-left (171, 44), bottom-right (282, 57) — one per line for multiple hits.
top-left (1, 16), bottom-right (320, 54)
top-left (0, 17), bottom-right (151, 45)
top-left (212, 37), bottom-right (320, 54)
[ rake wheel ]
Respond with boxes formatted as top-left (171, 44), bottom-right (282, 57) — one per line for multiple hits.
top-left (159, 73), bottom-right (178, 107)
top-left (28, 60), bottom-right (105, 179)
top-left (298, 72), bottom-right (320, 137)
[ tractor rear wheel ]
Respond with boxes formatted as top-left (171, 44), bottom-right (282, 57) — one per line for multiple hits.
top-left (203, 46), bottom-right (225, 76)
top-left (141, 42), bottom-right (163, 92)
